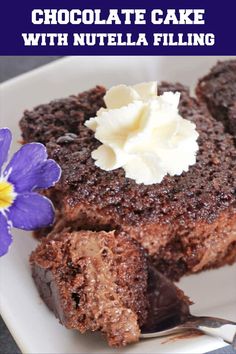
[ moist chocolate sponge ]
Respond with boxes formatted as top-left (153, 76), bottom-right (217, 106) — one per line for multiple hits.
top-left (20, 83), bottom-right (236, 280)
top-left (196, 60), bottom-right (236, 137)
top-left (30, 230), bottom-right (148, 347)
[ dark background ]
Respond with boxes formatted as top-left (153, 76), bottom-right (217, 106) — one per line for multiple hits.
top-left (0, 56), bottom-right (235, 354)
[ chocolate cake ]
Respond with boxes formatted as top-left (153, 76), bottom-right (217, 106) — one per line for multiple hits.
top-left (30, 230), bottom-right (148, 347)
top-left (196, 60), bottom-right (236, 137)
top-left (30, 229), bottom-right (193, 346)
top-left (20, 83), bottom-right (236, 280)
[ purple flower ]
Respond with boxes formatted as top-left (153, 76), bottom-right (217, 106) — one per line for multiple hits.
top-left (0, 128), bottom-right (61, 256)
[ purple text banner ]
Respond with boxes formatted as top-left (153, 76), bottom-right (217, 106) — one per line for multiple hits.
top-left (0, 0), bottom-right (235, 55)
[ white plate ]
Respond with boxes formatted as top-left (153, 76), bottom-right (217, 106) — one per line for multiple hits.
top-left (0, 56), bottom-right (236, 354)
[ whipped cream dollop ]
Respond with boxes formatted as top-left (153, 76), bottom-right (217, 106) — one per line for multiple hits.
top-left (85, 82), bottom-right (199, 185)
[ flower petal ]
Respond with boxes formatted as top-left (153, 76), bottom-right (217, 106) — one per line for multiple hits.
top-left (7, 193), bottom-right (55, 230)
top-left (4, 143), bottom-right (61, 193)
top-left (0, 212), bottom-right (12, 256)
top-left (4, 142), bottom-right (47, 177)
top-left (11, 159), bottom-right (61, 193)
top-left (0, 128), bottom-right (12, 174)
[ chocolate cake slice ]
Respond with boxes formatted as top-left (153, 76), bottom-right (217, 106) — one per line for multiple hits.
top-left (21, 83), bottom-right (236, 280)
top-left (196, 60), bottom-right (236, 137)
top-left (30, 230), bottom-right (148, 347)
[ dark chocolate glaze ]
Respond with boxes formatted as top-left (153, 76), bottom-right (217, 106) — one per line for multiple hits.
top-left (141, 265), bottom-right (191, 333)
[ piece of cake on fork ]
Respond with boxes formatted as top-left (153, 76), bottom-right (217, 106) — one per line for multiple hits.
top-left (30, 229), bottom-right (148, 347)
top-left (30, 228), bottom-right (192, 347)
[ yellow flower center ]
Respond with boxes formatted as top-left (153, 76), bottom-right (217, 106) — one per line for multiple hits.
top-left (0, 180), bottom-right (15, 210)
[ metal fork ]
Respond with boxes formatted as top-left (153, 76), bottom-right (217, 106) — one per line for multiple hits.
top-left (140, 266), bottom-right (236, 348)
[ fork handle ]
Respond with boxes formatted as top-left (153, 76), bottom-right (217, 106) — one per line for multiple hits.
top-left (187, 316), bottom-right (236, 347)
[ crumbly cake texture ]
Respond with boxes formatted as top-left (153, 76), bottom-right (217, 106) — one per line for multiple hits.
top-left (196, 60), bottom-right (236, 137)
top-left (30, 230), bottom-right (148, 347)
top-left (20, 83), bottom-right (236, 280)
